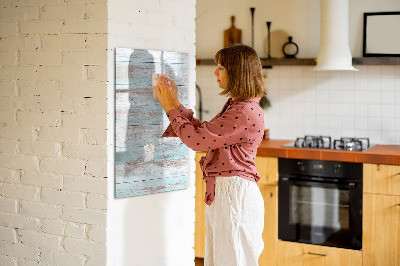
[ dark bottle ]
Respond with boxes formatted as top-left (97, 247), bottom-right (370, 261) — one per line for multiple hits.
top-left (282, 36), bottom-right (299, 58)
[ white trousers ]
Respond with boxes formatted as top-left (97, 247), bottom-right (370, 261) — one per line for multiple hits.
top-left (205, 176), bottom-right (264, 266)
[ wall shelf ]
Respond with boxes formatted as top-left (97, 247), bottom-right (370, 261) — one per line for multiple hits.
top-left (196, 57), bottom-right (400, 67)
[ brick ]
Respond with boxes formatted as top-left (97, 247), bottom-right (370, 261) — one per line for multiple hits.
top-left (0, 7), bottom-right (39, 22)
top-left (0, 125), bottom-right (34, 141)
top-left (19, 141), bottom-right (59, 157)
top-left (0, 110), bottom-right (16, 125)
top-left (0, 183), bottom-right (39, 201)
top-left (85, 3), bottom-right (107, 20)
top-left (0, 154), bottom-right (38, 171)
top-left (41, 188), bottom-right (85, 208)
top-left (84, 160), bottom-right (106, 177)
top-left (0, 226), bottom-right (16, 243)
top-left (42, 34), bottom-right (86, 51)
top-left (0, 196), bottom-right (17, 213)
top-left (63, 50), bottom-right (106, 65)
top-left (85, 65), bottom-right (107, 81)
top-left (64, 175), bottom-right (107, 194)
top-left (0, 255), bottom-right (16, 266)
top-left (0, 81), bottom-right (16, 96)
top-left (0, 168), bottom-right (15, 183)
top-left (19, 51), bottom-right (62, 66)
top-left (0, 212), bottom-right (41, 231)
top-left (40, 249), bottom-right (85, 266)
top-left (37, 66), bottom-right (83, 81)
top-left (61, 19), bottom-right (107, 34)
top-left (20, 21), bottom-right (61, 35)
top-left (0, 241), bottom-right (39, 260)
top-left (0, 138), bottom-right (18, 154)
top-left (61, 81), bottom-right (107, 98)
top-left (19, 230), bottom-right (61, 251)
top-left (0, 36), bottom-right (40, 52)
top-left (87, 225), bottom-right (105, 243)
top-left (21, 171), bottom-right (62, 189)
top-left (20, 201), bottom-right (61, 219)
top-left (41, 4), bottom-right (84, 20)
top-left (41, 219), bottom-right (63, 236)
top-left (18, 80), bottom-right (60, 97)
top-left (63, 113), bottom-right (106, 129)
top-left (16, 111), bottom-right (61, 127)
top-left (18, 259), bottom-right (41, 266)
top-left (84, 34), bottom-right (107, 51)
top-left (2, 0), bottom-right (62, 6)
top-left (0, 51), bottom-right (17, 65)
top-left (63, 144), bottom-right (106, 161)
top-left (6, 96), bottom-right (40, 112)
top-left (0, 66), bottom-right (36, 81)
top-left (86, 255), bottom-right (106, 266)
top-left (37, 96), bottom-right (86, 113)
top-left (80, 128), bottom-right (107, 145)
top-left (38, 127), bottom-right (79, 143)
top-left (63, 237), bottom-right (106, 256)
top-left (40, 158), bottom-right (84, 176)
top-left (61, 207), bottom-right (106, 226)
top-left (64, 222), bottom-right (85, 239)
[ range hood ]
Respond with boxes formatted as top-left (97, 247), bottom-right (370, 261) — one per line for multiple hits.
top-left (314, 0), bottom-right (358, 71)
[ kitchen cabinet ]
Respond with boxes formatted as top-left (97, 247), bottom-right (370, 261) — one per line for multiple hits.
top-left (195, 151), bottom-right (207, 258)
top-left (363, 163), bottom-right (400, 196)
top-left (256, 156), bottom-right (278, 266)
top-left (276, 241), bottom-right (362, 266)
top-left (363, 164), bottom-right (400, 266)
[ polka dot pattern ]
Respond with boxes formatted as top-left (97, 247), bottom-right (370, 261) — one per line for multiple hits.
top-left (162, 97), bottom-right (265, 205)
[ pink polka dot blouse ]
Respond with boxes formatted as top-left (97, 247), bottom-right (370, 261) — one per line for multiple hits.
top-left (162, 97), bottom-right (265, 205)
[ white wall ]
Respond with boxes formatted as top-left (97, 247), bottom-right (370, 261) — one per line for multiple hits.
top-left (196, 0), bottom-right (400, 145)
top-left (107, 1), bottom-right (197, 266)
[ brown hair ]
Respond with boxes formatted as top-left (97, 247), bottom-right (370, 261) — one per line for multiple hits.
top-left (214, 44), bottom-right (266, 99)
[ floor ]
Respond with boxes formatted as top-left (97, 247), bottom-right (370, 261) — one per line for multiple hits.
top-left (195, 257), bottom-right (204, 266)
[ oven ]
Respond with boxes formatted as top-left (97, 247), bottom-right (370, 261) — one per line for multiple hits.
top-left (278, 158), bottom-right (363, 250)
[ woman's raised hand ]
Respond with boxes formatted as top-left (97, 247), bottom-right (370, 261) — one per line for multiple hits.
top-left (153, 75), bottom-right (175, 113)
top-left (160, 74), bottom-right (180, 108)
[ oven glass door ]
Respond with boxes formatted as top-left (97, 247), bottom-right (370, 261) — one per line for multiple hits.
top-left (278, 177), bottom-right (362, 250)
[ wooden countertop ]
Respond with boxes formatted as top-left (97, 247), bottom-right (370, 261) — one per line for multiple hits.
top-left (257, 139), bottom-right (400, 165)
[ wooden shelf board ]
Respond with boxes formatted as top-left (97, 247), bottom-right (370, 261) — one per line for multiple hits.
top-left (196, 57), bottom-right (400, 67)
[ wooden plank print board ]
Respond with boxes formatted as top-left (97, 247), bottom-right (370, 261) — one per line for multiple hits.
top-left (115, 48), bottom-right (189, 198)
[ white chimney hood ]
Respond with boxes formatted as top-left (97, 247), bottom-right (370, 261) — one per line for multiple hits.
top-left (314, 0), bottom-right (358, 71)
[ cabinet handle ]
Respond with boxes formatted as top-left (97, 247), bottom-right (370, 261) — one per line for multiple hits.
top-left (307, 252), bottom-right (328, 257)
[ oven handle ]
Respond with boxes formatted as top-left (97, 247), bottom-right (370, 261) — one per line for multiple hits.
top-left (280, 177), bottom-right (357, 189)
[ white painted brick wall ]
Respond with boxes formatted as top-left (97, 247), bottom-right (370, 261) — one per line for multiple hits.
top-left (0, 0), bottom-right (108, 264)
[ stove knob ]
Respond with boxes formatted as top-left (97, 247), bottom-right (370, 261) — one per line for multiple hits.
top-left (334, 164), bottom-right (341, 174)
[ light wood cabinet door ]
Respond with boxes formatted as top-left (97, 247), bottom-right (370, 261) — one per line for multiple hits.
top-left (364, 164), bottom-right (400, 196)
top-left (258, 185), bottom-right (278, 266)
top-left (255, 156), bottom-right (278, 186)
top-left (195, 152), bottom-right (207, 258)
top-left (276, 241), bottom-right (362, 266)
top-left (363, 193), bottom-right (400, 266)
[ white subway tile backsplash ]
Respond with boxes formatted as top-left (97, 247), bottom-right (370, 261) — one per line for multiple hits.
top-left (382, 117), bottom-right (396, 131)
top-left (196, 65), bottom-right (400, 144)
top-left (382, 90), bottom-right (395, 104)
top-left (367, 104), bottom-right (382, 118)
top-left (382, 105), bottom-right (395, 118)
top-left (367, 91), bottom-right (381, 105)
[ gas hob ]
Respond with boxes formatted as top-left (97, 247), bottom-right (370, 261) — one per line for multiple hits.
top-left (282, 135), bottom-right (374, 151)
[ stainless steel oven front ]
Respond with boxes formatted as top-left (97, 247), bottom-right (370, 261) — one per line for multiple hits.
top-left (278, 158), bottom-right (363, 250)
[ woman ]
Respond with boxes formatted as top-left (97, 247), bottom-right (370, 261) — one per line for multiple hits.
top-left (154, 44), bottom-right (266, 266)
